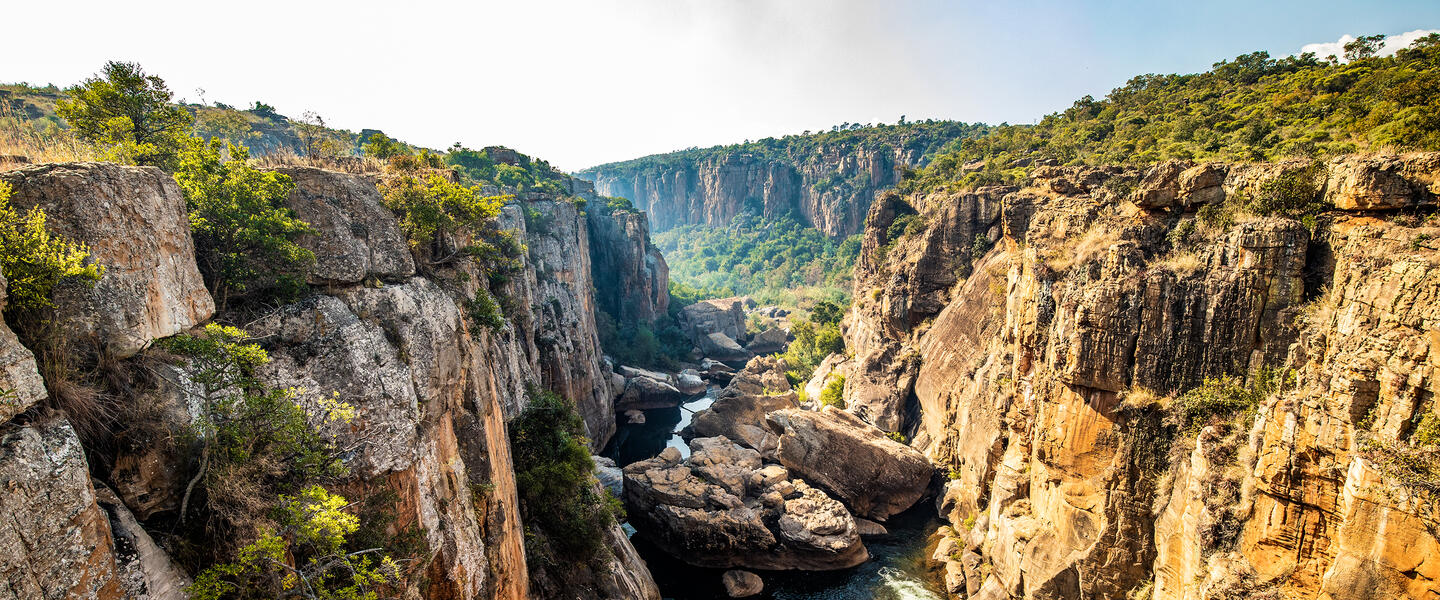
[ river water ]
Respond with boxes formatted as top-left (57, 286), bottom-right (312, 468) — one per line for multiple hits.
top-left (603, 388), bottom-right (947, 600)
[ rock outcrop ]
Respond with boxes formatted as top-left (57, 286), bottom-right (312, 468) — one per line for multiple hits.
top-left (0, 274), bottom-right (45, 422)
top-left (623, 438), bottom-right (868, 570)
top-left (767, 407), bottom-right (933, 521)
top-left (689, 357), bottom-right (798, 455)
top-left (0, 163), bottom-right (214, 358)
top-left (586, 199), bottom-right (669, 324)
top-left (843, 152), bottom-right (1440, 600)
top-left (273, 166), bottom-right (415, 284)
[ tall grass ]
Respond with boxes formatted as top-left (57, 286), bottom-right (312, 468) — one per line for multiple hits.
top-left (0, 103), bottom-right (99, 168)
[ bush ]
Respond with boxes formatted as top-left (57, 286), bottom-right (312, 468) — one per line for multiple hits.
top-left (1170, 369), bottom-right (1281, 434)
top-left (55, 61), bottom-right (190, 169)
top-left (361, 132), bottom-right (407, 159)
top-left (188, 486), bottom-right (400, 600)
top-left (1241, 160), bottom-right (1328, 228)
top-left (509, 387), bottom-right (613, 563)
top-left (819, 374), bottom-right (846, 408)
top-left (0, 181), bottom-right (103, 313)
top-left (781, 317), bottom-right (845, 384)
top-left (175, 138), bottom-right (314, 308)
top-left (377, 171), bottom-right (507, 263)
top-left (465, 289), bottom-right (506, 332)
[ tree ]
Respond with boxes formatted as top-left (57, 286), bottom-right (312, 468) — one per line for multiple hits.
top-left (377, 172), bottom-right (506, 260)
top-left (174, 138), bottom-right (315, 307)
top-left (293, 111), bottom-right (346, 159)
top-left (54, 61), bottom-right (190, 168)
top-left (1344, 34), bottom-right (1386, 62)
top-left (509, 388), bottom-right (615, 563)
top-left (361, 132), bottom-right (406, 160)
top-left (0, 182), bottom-right (103, 313)
top-left (195, 109), bottom-right (257, 145)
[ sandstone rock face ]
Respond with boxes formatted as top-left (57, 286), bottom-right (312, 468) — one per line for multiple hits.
top-left (0, 163), bottom-right (213, 358)
top-left (767, 407), bottom-right (933, 521)
top-left (623, 436), bottom-right (868, 570)
top-left (581, 140), bottom-right (933, 237)
top-left (272, 167), bottom-right (415, 283)
top-left (0, 418), bottom-right (120, 600)
top-left (0, 275), bottom-right (45, 422)
top-left (586, 200), bottom-right (669, 324)
top-left (680, 297), bottom-right (749, 347)
top-left (689, 357), bottom-right (798, 455)
top-left (845, 156), bottom-right (1440, 600)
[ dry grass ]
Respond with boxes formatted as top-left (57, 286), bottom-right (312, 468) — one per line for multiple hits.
top-left (1120, 386), bottom-right (1170, 411)
top-left (249, 147), bottom-right (386, 175)
top-left (1046, 223), bottom-right (1120, 271)
top-left (1155, 251), bottom-right (1203, 276)
top-left (0, 103), bottom-right (101, 169)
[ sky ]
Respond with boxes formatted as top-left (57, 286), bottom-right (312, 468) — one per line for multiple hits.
top-left (2, 0), bottom-right (1437, 171)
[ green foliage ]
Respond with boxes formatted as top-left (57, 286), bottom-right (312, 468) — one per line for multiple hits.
top-left (1170, 369), bottom-right (1282, 434)
top-left (509, 387), bottom-right (613, 563)
top-left (188, 486), bottom-right (401, 600)
top-left (1358, 401), bottom-right (1440, 525)
top-left (360, 132), bottom-right (407, 159)
top-left (377, 171), bottom-right (507, 255)
top-left (886, 431), bottom-right (907, 444)
top-left (809, 300), bottom-right (843, 326)
top-left (54, 61), bottom-right (190, 168)
top-left (444, 145), bottom-right (569, 195)
top-left (162, 324), bottom-right (348, 531)
top-left (1241, 159), bottom-right (1328, 227)
top-left (595, 308), bottom-right (690, 370)
top-left (175, 138), bottom-right (315, 307)
top-left (465, 288), bottom-right (505, 332)
top-left (902, 36), bottom-right (1440, 193)
top-left (819, 374), bottom-right (846, 408)
top-left (654, 212), bottom-right (862, 306)
top-left (781, 316), bottom-right (845, 384)
top-left (0, 181), bottom-right (103, 312)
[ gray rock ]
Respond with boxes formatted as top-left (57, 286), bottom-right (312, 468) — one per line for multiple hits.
top-left (618, 376), bottom-right (684, 411)
top-left (745, 327), bottom-right (790, 355)
top-left (0, 274), bottom-right (45, 422)
top-left (700, 332), bottom-right (753, 365)
top-left (768, 407), bottom-right (933, 521)
top-left (272, 167), bottom-right (416, 284)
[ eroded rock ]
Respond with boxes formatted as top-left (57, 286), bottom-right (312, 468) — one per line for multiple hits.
top-left (767, 407), bottom-right (933, 521)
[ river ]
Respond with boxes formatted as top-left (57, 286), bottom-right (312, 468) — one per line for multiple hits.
top-left (602, 387), bottom-right (947, 600)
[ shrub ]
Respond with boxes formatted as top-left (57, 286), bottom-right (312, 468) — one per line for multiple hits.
top-left (188, 485), bottom-right (401, 600)
top-left (174, 138), bottom-right (314, 308)
top-left (1243, 160), bottom-right (1327, 228)
top-left (377, 171), bottom-right (508, 263)
top-left (509, 387), bottom-right (613, 563)
top-left (819, 374), bottom-right (846, 408)
top-left (0, 181), bottom-right (103, 312)
top-left (781, 317), bottom-right (845, 384)
top-left (361, 132), bottom-right (407, 160)
top-left (162, 324), bottom-right (348, 534)
top-left (465, 289), bottom-right (506, 332)
top-left (55, 61), bottom-right (190, 169)
top-left (1170, 370), bottom-right (1281, 434)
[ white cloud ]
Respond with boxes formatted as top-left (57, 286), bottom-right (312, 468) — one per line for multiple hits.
top-left (1300, 28), bottom-right (1439, 61)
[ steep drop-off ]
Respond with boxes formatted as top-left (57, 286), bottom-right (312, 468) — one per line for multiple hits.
top-left (0, 161), bottom-right (663, 600)
top-left (828, 154), bottom-right (1440, 599)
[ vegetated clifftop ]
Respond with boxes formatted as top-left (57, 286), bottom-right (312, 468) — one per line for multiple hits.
top-left (824, 153), bottom-right (1440, 599)
top-left (578, 121), bottom-right (987, 237)
top-left (0, 161), bottom-right (664, 599)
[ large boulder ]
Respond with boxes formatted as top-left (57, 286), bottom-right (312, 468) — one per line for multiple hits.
top-left (700, 332), bottom-right (753, 365)
top-left (722, 570), bottom-right (763, 597)
top-left (271, 167), bottom-right (415, 284)
top-left (676, 369), bottom-right (707, 395)
top-left (745, 327), bottom-right (790, 355)
top-left (0, 274), bottom-right (45, 422)
top-left (0, 418), bottom-right (123, 599)
top-left (679, 297), bottom-right (748, 345)
top-left (767, 407), bottom-right (933, 521)
top-left (618, 375), bottom-right (684, 411)
top-left (0, 163), bottom-right (214, 358)
top-left (623, 436), bottom-right (868, 570)
top-left (1324, 153), bottom-right (1440, 210)
top-left (690, 357), bottom-right (797, 455)
top-left (1129, 159), bottom-right (1191, 209)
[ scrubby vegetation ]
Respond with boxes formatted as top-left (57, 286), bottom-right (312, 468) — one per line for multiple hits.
top-left (1169, 369), bottom-right (1283, 434)
top-left (654, 211), bottom-right (861, 306)
top-left (902, 34), bottom-right (1440, 192)
top-left (445, 145), bottom-right (571, 195)
top-left (819, 374), bottom-right (846, 409)
top-left (55, 61), bottom-right (191, 169)
top-left (1358, 401), bottom-right (1440, 525)
top-left (780, 303), bottom-right (845, 384)
top-left (175, 139), bottom-right (315, 308)
top-left (510, 388), bottom-right (618, 570)
top-left (0, 181), bottom-right (103, 312)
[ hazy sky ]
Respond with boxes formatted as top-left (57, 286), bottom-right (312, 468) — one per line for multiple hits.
top-left (3, 0), bottom-right (1437, 170)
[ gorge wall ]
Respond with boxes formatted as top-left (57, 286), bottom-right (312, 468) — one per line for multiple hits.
top-left (0, 162), bottom-right (663, 599)
top-left (578, 123), bottom-right (982, 237)
top-left (824, 154), bottom-right (1440, 599)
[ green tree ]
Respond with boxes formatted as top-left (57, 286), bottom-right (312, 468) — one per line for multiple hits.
top-left (1344, 34), bottom-right (1386, 62)
top-left (195, 109), bottom-right (257, 145)
top-left (509, 388), bottom-right (614, 564)
top-left (174, 138), bottom-right (315, 308)
top-left (54, 61), bottom-right (190, 168)
top-left (0, 182), bottom-right (104, 313)
top-left (188, 486), bottom-right (400, 600)
top-left (361, 132), bottom-right (406, 159)
top-left (377, 172), bottom-right (507, 262)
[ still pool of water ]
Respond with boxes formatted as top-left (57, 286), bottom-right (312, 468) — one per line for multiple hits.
top-left (602, 388), bottom-right (946, 600)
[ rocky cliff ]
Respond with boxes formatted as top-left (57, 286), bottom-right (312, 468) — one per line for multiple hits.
top-left (579, 123), bottom-right (984, 237)
top-left (836, 154), bottom-right (1440, 599)
top-left (0, 162), bottom-right (662, 599)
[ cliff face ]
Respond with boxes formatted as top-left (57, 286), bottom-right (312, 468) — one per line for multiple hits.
top-left (0, 162), bottom-right (660, 600)
top-left (841, 154), bottom-right (1440, 599)
top-left (583, 142), bottom-right (923, 237)
top-left (585, 198), bottom-right (670, 324)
